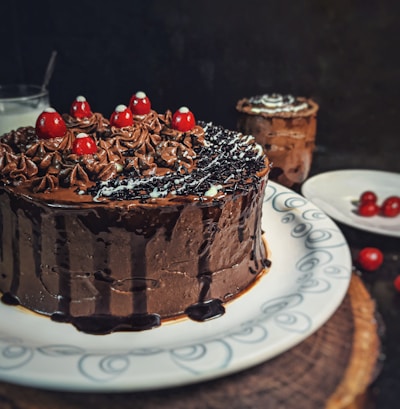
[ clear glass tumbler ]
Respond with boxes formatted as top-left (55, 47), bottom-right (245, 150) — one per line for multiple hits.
top-left (0, 84), bottom-right (50, 135)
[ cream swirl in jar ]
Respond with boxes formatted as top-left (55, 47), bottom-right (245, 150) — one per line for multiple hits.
top-left (248, 94), bottom-right (309, 114)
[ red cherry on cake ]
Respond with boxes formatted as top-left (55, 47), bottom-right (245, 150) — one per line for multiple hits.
top-left (109, 104), bottom-right (134, 127)
top-left (70, 95), bottom-right (92, 118)
top-left (172, 106), bottom-right (196, 132)
top-left (129, 91), bottom-right (151, 115)
top-left (35, 107), bottom-right (67, 139)
top-left (72, 133), bottom-right (97, 155)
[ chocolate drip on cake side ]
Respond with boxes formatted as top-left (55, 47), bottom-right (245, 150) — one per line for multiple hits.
top-left (93, 236), bottom-right (111, 315)
top-left (251, 181), bottom-right (271, 273)
top-left (128, 232), bottom-right (160, 331)
top-left (249, 189), bottom-right (260, 275)
top-left (54, 215), bottom-right (71, 315)
top-left (185, 204), bottom-right (225, 322)
top-left (0, 195), bottom-right (21, 305)
top-left (0, 200), bottom-right (3, 263)
top-left (130, 234), bottom-right (148, 313)
top-left (238, 192), bottom-right (249, 243)
top-left (243, 187), bottom-right (271, 272)
top-left (10, 207), bottom-right (20, 296)
top-left (32, 213), bottom-right (43, 280)
top-left (0, 193), bottom-right (9, 300)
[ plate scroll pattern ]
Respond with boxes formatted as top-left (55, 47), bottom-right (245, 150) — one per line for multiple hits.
top-left (0, 182), bottom-right (351, 391)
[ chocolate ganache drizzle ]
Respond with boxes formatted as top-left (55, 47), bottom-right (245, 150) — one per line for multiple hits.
top-left (0, 104), bottom-right (270, 334)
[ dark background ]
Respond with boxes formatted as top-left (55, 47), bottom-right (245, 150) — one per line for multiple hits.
top-left (1, 1), bottom-right (400, 407)
top-left (1, 0), bottom-right (400, 170)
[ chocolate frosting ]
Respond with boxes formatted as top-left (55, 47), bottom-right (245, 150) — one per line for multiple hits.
top-left (1, 109), bottom-right (267, 202)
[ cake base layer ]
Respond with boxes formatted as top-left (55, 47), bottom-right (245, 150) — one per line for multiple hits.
top-left (0, 183), bottom-right (269, 334)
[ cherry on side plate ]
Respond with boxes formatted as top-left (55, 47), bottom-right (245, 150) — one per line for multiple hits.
top-left (72, 133), bottom-right (97, 155)
top-left (381, 196), bottom-right (400, 217)
top-left (356, 247), bottom-right (384, 272)
top-left (70, 96), bottom-right (92, 118)
top-left (110, 104), bottom-right (134, 128)
top-left (129, 91), bottom-right (151, 115)
top-left (35, 108), bottom-right (67, 139)
top-left (357, 201), bottom-right (380, 217)
top-left (359, 190), bottom-right (377, 204)
top-left (172, 106), bottom-right (196, 132)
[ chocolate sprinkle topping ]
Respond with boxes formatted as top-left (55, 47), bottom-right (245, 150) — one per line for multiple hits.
top-left (88, 121), bottom-right (266, 202)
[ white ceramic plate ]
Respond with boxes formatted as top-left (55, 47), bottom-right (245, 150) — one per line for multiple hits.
top-left (302, 169), bottom-right (400, 237)
top-left (0, 182), bottom-right (351, 392)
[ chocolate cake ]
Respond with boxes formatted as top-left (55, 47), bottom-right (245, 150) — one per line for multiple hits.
top-left (0, 93), bottom-right (270, 334)
top-left (236, 93), bottom-right (318, 187)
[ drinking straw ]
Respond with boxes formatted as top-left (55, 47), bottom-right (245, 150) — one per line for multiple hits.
top-left (42, 50), bottom-right (57, 91)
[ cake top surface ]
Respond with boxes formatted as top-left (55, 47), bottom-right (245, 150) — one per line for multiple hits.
top-left (0, 93), bottom-right (269, 205)
top-left (236, 93), bottom-right (318, 117)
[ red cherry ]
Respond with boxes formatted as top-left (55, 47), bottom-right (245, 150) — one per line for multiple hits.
top-left (129, 91), bottom-right (151, 115)
top-left (359, 190), bottom-right (377, 204)
top-left (381, 196), bottom-right (400, 217)
top-left (356, 247), bottom-right (383, 272)
top-left (110, 104), bottom-right (134, 128)
top-left (394, 275), bottom-right (400, 293)
top-left (70, 95), bottom-right (92, 118)
top-left (72, 133), bottom-right (97, 155)
top-left (172, 106), bottom-right (196, 132)
top-left (358, 201), bottom-right (380, 217)
top-left (35, 108), bottom-right (67, 139)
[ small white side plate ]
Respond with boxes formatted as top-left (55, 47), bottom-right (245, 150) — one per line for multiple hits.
top-left (302, 169), bottom-right (400, 237)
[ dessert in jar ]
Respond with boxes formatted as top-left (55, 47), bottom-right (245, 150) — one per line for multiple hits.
top-left (236, 93), bottom-right (319, 188)
top-left (0, 92), bottom-right (271, 334)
